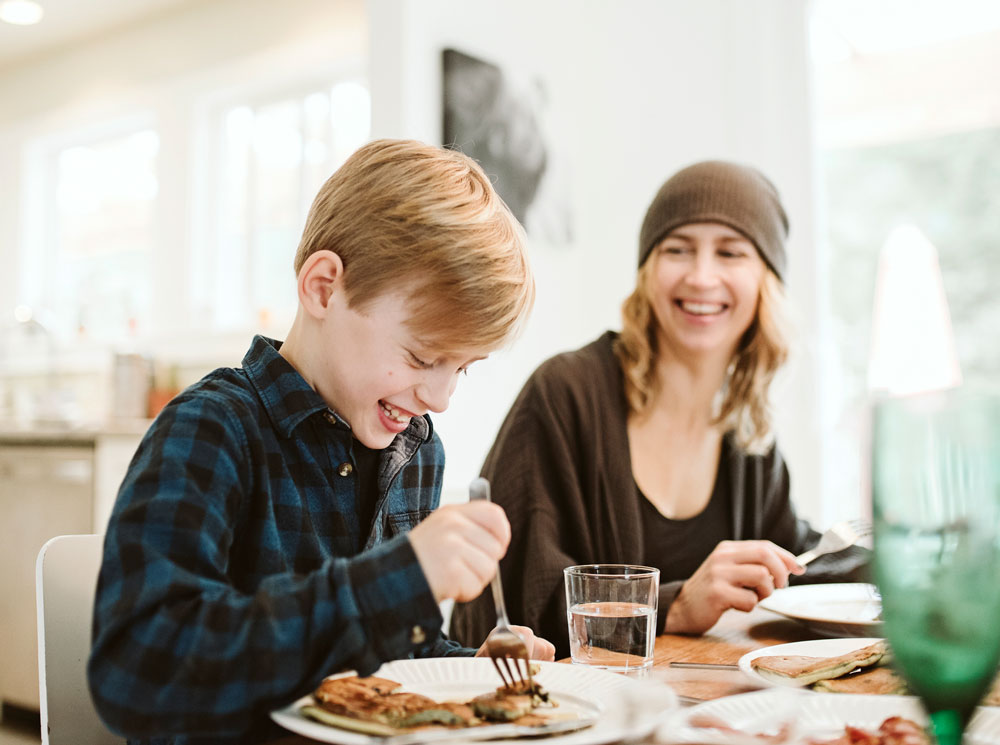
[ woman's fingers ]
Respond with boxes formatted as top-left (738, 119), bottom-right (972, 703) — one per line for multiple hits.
top-left (718, 562), bottom-right (778, 601)
top-left (665, 539), bottom-right (806, 634)
top-left (714, 540), bottom-right (803, 589)
top-left (712, 581), bottom-right (762, 612)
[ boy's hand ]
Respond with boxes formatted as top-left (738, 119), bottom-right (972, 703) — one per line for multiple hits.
top-left (408, 502), bottom-right (511, 603)
top-left (474, 624), bottom-right (556, 662)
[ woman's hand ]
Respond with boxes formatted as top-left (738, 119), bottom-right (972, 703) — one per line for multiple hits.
top-left (664, 540), bottom-right (805, 634)
top-left (474, 624), bottom-right (556, 662)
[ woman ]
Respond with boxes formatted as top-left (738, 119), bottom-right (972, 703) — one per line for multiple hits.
top-left (450, 160), bottom-right (868, 657)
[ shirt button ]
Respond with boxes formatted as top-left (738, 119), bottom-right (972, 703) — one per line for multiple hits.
top-left (336, 462), bottom-right (354, 477)
top-left (323, 411), bottom-right (337, 424)
top-left (410, 625), bottom-right (426, 645)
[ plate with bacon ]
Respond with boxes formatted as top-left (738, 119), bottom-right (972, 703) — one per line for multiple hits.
top-left (664, 689), bottom-right (1000, 745)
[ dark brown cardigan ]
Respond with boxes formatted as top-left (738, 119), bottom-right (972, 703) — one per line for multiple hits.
top-left (450, 331), bottom-right (868, 658)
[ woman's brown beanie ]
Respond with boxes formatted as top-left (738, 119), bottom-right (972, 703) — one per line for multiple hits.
top-left (638, 160), bottom-right (789, 280)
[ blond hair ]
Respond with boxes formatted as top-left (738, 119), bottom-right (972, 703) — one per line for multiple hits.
top-left (295, 139), bottom-right (534, 351)
top-left (614, 266), bottom-right (788, 453)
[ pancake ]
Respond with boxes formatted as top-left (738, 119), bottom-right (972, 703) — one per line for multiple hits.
top-left (397, 702), bottom-right (478, 728)
top-left (469, 691), bottom-right (535, 721)
top-left (807, 656), bottom-right (1000, 702)
top-left (751, 640), bottom-right (888, 685)
top-left (302, 672), bottom-right (559, 734)
top-left (811, 666), bottom-right (909, 695)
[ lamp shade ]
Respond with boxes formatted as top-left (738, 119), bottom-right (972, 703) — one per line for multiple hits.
top-left (867, 224), bottom-right (962, 395)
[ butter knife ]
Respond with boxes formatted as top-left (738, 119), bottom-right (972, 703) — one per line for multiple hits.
top-left (379, 716), bottom-right (599, 745)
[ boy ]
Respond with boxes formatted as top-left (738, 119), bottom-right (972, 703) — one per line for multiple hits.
top-left (88, 139), bottom-right (553, 744)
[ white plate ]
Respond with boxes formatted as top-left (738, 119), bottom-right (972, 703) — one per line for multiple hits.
top-left (738, 637), bottom-right (886, 689)
top-left (758, 582), bottom-right (882, 637)
top-left (665, 689), bottom-right (1000, 745)
top-left (270, 658), bottom-right (678, 745)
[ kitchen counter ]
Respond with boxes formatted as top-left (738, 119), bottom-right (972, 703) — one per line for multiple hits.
top-left (0, 418), bottom-right (153, 445)
top-left (0, 420), bottom-right (150, 711)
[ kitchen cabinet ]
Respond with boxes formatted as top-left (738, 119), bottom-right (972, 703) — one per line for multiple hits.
top-left (0, 427), bottom-right (145, 711)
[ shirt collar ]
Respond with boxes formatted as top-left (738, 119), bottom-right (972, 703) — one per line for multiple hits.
top-left (243, 335), bottom-right (328, 437)
top-left (242, 335), bottom-right (434, 444)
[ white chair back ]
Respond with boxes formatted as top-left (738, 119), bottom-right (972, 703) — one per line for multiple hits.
top-left (36, 534), bottom-right (122, 745)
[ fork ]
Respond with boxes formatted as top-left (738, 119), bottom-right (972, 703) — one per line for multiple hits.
top-left (795, 518), bottom-right (872, 566)
top-left (468, 477), bottom-right (534, 692)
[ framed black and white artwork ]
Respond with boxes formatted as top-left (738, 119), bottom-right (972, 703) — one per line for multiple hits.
top-left (442, 47), bottom-right (572, 245)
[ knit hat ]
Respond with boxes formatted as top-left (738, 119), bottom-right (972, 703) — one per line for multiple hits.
top-left (638, 160), bottom-right (789, 280)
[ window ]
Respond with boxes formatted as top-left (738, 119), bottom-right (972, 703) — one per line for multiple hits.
top-left (16, 74), bottom-right (370, 354)
top-left (196, 80), bottom-right (371, 332)
top-left (29, 125), bottom-right (159, 344)
top-left (810, 0), bottom-right (1000, 521)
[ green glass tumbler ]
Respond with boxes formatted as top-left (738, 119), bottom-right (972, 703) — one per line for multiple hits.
top-left (872, 389), bottom-right (1000, 745)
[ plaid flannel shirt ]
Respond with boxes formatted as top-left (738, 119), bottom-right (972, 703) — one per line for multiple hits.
top-left (88, 336), bottom-right (471, 744)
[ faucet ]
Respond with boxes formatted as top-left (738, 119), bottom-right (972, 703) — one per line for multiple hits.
top-left (0, 305), bottom-right (67, 425)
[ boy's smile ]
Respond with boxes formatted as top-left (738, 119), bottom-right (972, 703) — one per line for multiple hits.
top-left (282, 274), bottom-right (489, 451)
top-left (329, 291), bottom-right (487, 449)
top-left (377, 399), bottom-right (417, 433)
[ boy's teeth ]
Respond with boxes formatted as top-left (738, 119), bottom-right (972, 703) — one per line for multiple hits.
top-left (380, 401), bottom-right (408, 423)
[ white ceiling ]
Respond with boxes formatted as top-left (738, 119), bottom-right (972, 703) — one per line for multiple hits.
top-left (812, 0), bottom-right (1000, 61)
top-left (0, 0), bottom-right (195, 68)
top-left (5, 0), bottom-right (1000, 76)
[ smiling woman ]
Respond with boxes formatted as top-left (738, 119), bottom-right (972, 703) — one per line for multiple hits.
top-left (450, 159), bottom-right (870, 659)
top-left (646, 224), bottom-right (767, 363)
top-left (622, 161), bottom-right (789, 455)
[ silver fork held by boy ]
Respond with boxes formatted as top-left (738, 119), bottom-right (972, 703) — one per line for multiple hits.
top-left (795, 518), bottom-right (873, 566)
top-left (468, 477), bottom-right (535, 692)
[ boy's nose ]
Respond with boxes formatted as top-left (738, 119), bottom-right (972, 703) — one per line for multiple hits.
top-left (416, 370), bottom-right (456, 414)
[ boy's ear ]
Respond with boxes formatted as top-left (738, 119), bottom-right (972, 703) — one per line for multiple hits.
top-left (297, 250), bottom-right (345, 319)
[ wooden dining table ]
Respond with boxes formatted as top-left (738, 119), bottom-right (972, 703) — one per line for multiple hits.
top-left (270, 605), bottom-right (819, 743)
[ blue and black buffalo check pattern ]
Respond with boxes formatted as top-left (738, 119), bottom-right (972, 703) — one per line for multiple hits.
top-left (88, 336), bottom-right (471, 744)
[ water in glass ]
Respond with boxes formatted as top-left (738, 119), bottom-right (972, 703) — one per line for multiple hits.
top-left (567, 600), bottom-right (655, 671)
top-left (564, 564), bottom-right (659, 674)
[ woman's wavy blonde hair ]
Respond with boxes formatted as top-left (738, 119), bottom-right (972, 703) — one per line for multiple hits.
top-left (613, 259), bottom-right (788, 454)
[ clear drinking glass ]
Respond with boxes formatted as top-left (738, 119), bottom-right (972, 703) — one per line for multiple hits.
top-left (872, 389), bottom-right (1000, 745)
top-left (563, 564), bottom-right (659, 674)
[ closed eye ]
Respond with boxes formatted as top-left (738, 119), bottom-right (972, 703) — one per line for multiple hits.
top-left (658, 244), bottom-right (691, 256)
top-left (407, 351), bottom-right (432, 369)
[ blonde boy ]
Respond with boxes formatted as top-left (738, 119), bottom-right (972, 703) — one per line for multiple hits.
top-left (88, 140), bottom-right (551, 744)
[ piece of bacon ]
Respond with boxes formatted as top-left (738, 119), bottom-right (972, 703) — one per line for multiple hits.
top-left (809, 716), bottom-right (930, 745)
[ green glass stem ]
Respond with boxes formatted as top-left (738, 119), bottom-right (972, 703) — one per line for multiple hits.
top-left (929, 708), bottom-right (966, 745)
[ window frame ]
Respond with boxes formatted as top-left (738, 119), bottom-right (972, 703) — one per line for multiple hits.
top-left (190, 65), bottom-right (370, 338)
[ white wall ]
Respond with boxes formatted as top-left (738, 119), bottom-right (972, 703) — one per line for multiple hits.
top-left (0, 0), bottom-right (831, 524)
top-left (367, 0), bottom-right (828, 524)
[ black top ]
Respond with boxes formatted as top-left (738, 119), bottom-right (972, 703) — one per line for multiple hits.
top-left (353, 439), bottom-right (381, 532)
top-left (638, 459), bottom-right (732, 581)
top-left (450, 330), bottom-right (870, 658)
